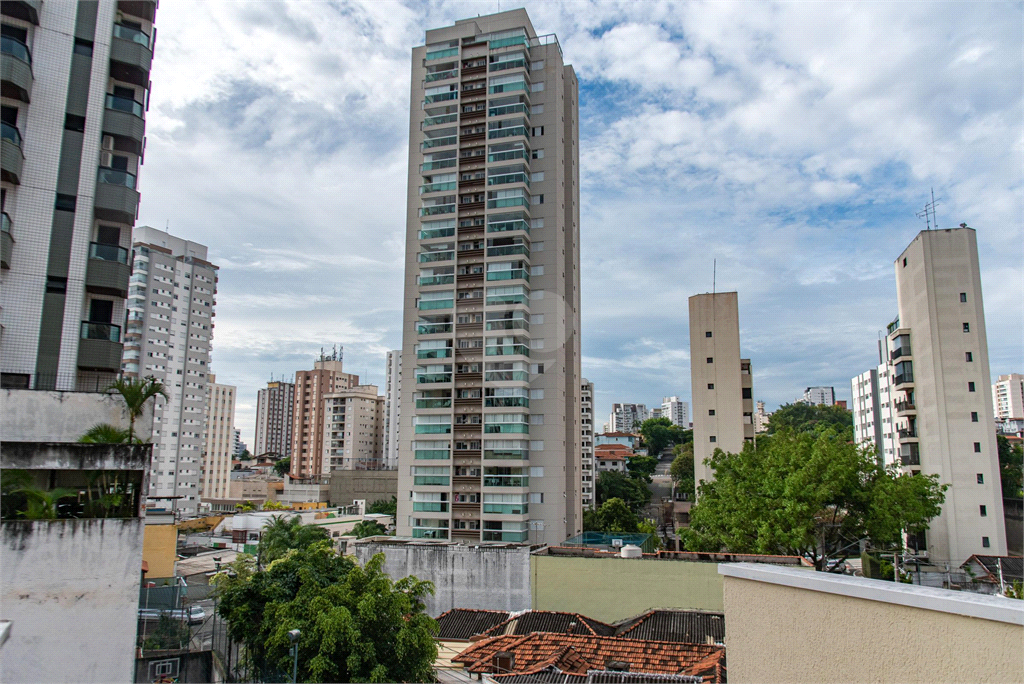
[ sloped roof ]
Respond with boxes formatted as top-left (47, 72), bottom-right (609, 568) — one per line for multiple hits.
top-left (963, 555), bottom-right (1023, 583)
top-left (453, 633), bottom-right (725, 683)
top-left (480, 611), bottom-right (617, 638)
top-left (491, 670), bottom-right (702, 684)
top-left (435, 608), bottom-right (512, 641)
top-left (614, 610), bottom-right (725, 644)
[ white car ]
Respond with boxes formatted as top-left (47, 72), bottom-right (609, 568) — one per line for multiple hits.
top-left (137, 605), bottom-right (205, 625)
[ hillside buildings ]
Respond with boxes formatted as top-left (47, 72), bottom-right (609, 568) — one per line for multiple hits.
top-left (123, 226), bottom-right (217, 517)
top-left (1, 0), bottom-right (157, 392)
top-left (396, 9), bottom-right (582, 544)
top-left (753, 400), bottom-right (771, 434)
top-left (662, 396), bottom-right (690, 428)
top-left (801, 386), bottom-right (835, 406)
top-left (581, 379), bottom-right (594, 508)
top-left (689, 292), bottom-right (754, 488)
top-left (609, 403), bottom-right (648, 432)
top-left (992, 373), bottom-right (1023, 422)
top-left (383, 350), bottom-right (402, 469)
top-left (254, 379), bottom-right (295, 457)
top-left (200, 375), bottom-right (236, 500)
top-left (290, 349), bottom-right (359, 478)
top-left (323, 384), bottom-right (385, 471)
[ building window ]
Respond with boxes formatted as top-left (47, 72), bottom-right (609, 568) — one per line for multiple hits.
top-left (707, 383), bottom-right (714, 390)
top-left (982, 536), bottom-right (990, 548)
top-left (977, 473), bottom-right (984, 484)
top-left (965, 352), bottom-right (973, 362)
top-left (962, 322), bottom-right (970, 333)
top-left (974, 442), bottom-right (981, 453)
top-left (968, 382), bottom-right (975, 392)
top-left (980, 505), bottom-right (987, 517)
top-left (709, 436), bottom-right (716, 443)
top-left (902, 258), bottom-right (907, 267)
top-left (960, 292), bottom-right (967, 302)
top-left (971, 412), bottom-right (978, 422)
top-left (706, 357), bottom-right (713, 364)
top-left (705, 331), bottom-right (712, 337)
top-left (708, 410), bottom-right (715, 416)
top-left (742, 388), bottom-right (752, 399)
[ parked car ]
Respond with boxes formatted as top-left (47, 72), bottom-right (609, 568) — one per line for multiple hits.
top-left (138, 605), bottom-right (205, 625)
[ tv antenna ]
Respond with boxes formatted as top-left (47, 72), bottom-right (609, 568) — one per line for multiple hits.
top-left (712, 259), bottom-right (716, 294)
top-left (916, 188), bottom-right (940, 231)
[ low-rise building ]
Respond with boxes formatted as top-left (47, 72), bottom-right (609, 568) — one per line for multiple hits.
top-left (593, 432), bottom-right (638, 448)
top-left (594, 444), bottom-right (629, 473)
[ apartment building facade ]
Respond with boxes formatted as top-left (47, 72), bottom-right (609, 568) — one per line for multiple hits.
top-left (323, 384), bottom-right (385, 471)
top-left (883, 227), bottom-right (1006, 562)
top-left (581, 378), bottom-right (594, 508)
top-left (123, 226), bottom-right (216, 516)
top-left (801, 386), bottom-right (835, 406)
top-left (290, 352), bottom-right (358, 478)
top-left (383, 349), bottom-right (402, 469)
top-left (662, 396), bottom-right (690, 428)
top-left (992, 373), bottom-right (1023, 421)
top-left (689, 292), bottom-right (754, 488)
top-left (254, 379), bottom-right (294, 457)
top-left (200, 375), bottom-right (235, 500)
top-left (397, 9), bottom-right (582, 545)
top-left (1, 0), bottom-right (157, 391)
top-left (609, 403), bottom-right (648, 433)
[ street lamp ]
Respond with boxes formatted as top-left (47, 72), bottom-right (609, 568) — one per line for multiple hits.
top-left (288, 628), bottom-right (301, 683)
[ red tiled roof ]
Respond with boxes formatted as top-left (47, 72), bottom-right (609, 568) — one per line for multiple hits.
top-left (453, 633), bottom-right (725, 683)
top-left (599, 432), bottom-right (638, 438)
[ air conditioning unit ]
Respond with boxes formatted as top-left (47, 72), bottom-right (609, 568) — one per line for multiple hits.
top-left (101, 151), bottom-right (114, 167)
top-left (102, 136), bottom-right (115, 151)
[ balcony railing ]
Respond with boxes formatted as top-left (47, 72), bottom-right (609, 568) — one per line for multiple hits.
top-left (419, 205), bottom-right (455, 216)
top-left (489, 103), bottom-right (527, 117)
top-left (1, 35), bottom-right (31, 64)
top-left (414, 449), bottom-right (450, 459)
top-left (487, 244), bottom-right (529, 258)
top-left (890, 346), bottom-right (912, 361)
top-left (488, 149), bottom-right (528, 163)
top-left (887, 317), bottom-right (900, 335)
top-left (483, 476), bottom-right (528, 487)
top-left (483, 503), bottom-right (528, 515)
top-left (417, 348), bottom-right (452, 359)
top-left (425, 69), bottom-right (458, 83)
top-left (421, 135), bottom-right (457, 149)
top-left (897, 428), bottom-right (917, 439)
top-left (488, 126), bottom-right (528, 140)
top-left (418, 274), bottom-right (454, 286)
top-left (485, 370), bottom-right (529, 382)
top-left (488, 219), bottom-right (529, 233)
top-left (419, 227), bottom-right (455, 240)
top-left (894, 373), bottom-right (914, 386)
top-left (486, 319), bottom-right (528, 331)
top-left (1, 121), bottom-right (22, 146)
top-left (484, 423), bottom-right (529, 434)
top-left (414, 424), bottom-right (452, 434)
top-left (80, 321), bottom-right (121, 342)
top-left (425, 47), bottom-right (459, 61)
top-left (89, 242), bottom-right (129, 264)
top-left (486, 344), bottom-right (529, 357)
top-left (488, 172), bottom-right (530, 187)
top-left (486, 269), bottom-right (529, 282)
top-left (485, 396), bottom-right (529, 408)
top-left (421, 159), bottom-right (456, 172)
top-left (105, 93), bottom-right (145, 117)
top-left (417, 323), bottom-right (453, 334)
top-left (113, 23), bottom-right (151, 47)
top-left (416, 373), bottom-right (452, 384)
top-left (415, 398), bottom-right (452, 409)
top-left (97, 167), bottom-right (137, 189)
top-left (487, 197), bottom-right (529, 210)
top-left (418, 250), bottom-right (454, 263)
top-left (489, 58), bottom-right (527, 72)
top-left (484, 449), bottom-right (529, 460)
top-left (418, 299), bottom-right (453, 310)
top-left (424, 92), bottom-right (457, 104)
top-left (894, 400), bottom-right (916, 413)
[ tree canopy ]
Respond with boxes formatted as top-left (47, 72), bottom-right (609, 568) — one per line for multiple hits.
top-left (257, 514), bottom-right (331, 566)
top-left (637, 418), bottom-right (690, 457)
top-left (351, 520), bottom-right (387, 538)
top-left (997, 435), bottom-right (1023, 499)
top-left (625, 455), bottom-right (659, 482)
top-left (366, 496), bottom-right (397, 517)
top-left (766, 402), bottom-right (853, 437)
top-left (78, 423), bottom-right (134, 444)
top-left (214, 543), bottom-right (437, 683)
top-left (683, 429), bottom-right (946, 570)
top-left (273, 458), bottom-right (291, 478)
top-left (669, 442), bottom-right (695, 499)
top-left (595, 470), bottom-right (651, 514)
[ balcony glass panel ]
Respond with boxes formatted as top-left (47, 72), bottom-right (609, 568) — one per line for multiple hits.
top-left (487, 172), bottom-right (530, 187)
top-left (487, 219), bottom-right (529, 233)
top-left (415, 398), bottom-right (452, 409)
top-left (413, 476), bottom-right (450, 486)
top-left (418, 251), bottom-right (454, 263)
top-left (489, 58), bottom-right (526, 72)
top-left (485, 396), bottom-right (529, 408)
top-left (483, 475), bottom-right (528, 486)
top-left (105, 94), bottom-right (145, 117)
top-left (489, 103), bottom-right (527, 117)
top-left (486, 319), bottom-right (528, 332)
top-left (419, 227), bottom-right (455, 240)
top-left (113, 23), bottom-right (151, 47)
top-left (415, 449), bottom-right (450, 459)
top-left (484, 423), bottom-right (529, 434)
top-left (424, 92), bottom-right (457, 104)
top-left (418, 274), bottom-right (454, 286)
top-left (483, 503), bottom-right (528, 514)
top-left (97, 167), bottom-right (137, 189)
top-left (487, 244), bottom-right (529, 257)
top-left (488, 126), bottom-right (528, 140)
top-left (418, 299), bottom-right (453, 310)
top-left (418, 322), bottom-right (453, 334)
top-left (421, 136), bottom-right (457, 149)
top-left (1, 121), bottom-right (22, 146)
top-left (413, 502), bottom-right (449, 512)
top-left (485, 344), bottom-right (529, 357)
top-left (415, 424), bottom-right (452, 435)
top-left (421, 159), bottom-right (456, 171)
top-left (416, 373), bottom-right (452, 384)
top-left (488, 197), bottom-right (529, 210)
top-left (489, 81), bottom-right (527, 94)
top-left (488, 149), bottom-right (528, 163)
top-left (412, 528), bottom-right (449, 539)
top-left (89, 242), bottom-right (129, 263)
top-left (419, 205), bottom-right (455, 217)
top-left (1, 36), bottom-right (31, 64)
top-left (417, 348), bottom-right (452, 359)
top-left (489, 35), bottom-right (528, 49)
top-left (485, 370), bottom-right (529, 382)
top-left (425, 69), bottom-right (458, 83)
top-left (426, 47), bottom-right (459, 61)
top-left (80, 321), bottom-right (121, 342)
top-left (486, 269), bottom-right (529, 282)
top-left (484, 449), bottom-right (529, 460)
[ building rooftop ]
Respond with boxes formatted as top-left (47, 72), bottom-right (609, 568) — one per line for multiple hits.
top-left (613, 610), bottom-right (725, 645)
top-left (175, 549), bottom-right (238, 578)
top-left (491, 668), bottom-right (704, 683)
top-left (435, 608), bottom-right (512, 641)
top-left (962, 555), bottom-right (1023, 583)
top-left (481, 611), bottom-right (617, 639)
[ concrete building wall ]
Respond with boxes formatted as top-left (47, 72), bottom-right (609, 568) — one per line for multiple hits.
top-left (531, 554), bottom-right (724, 622)
top-left (383, 350), bottom-right (402, 469)
top-left (1, 388), bottom-right (153, 441)
top-left (689, 292), bottom-right (751, 487)
top-left (322, 385), bottom-right (384, 472)
top-left (354, 541), bottom-right (532, 616)
top-left (801, 386), bottom-right (835, 406)
top-left (329, 469), bottom-right (399, 507)
top-left (1, 519), bottom-right (145, 684)
top-left (201, 377), bottom-right (236, 500)
top-left (720, 563), bottom-right (1023, 684)
top-left (609, 403), bottom-right (648, 433)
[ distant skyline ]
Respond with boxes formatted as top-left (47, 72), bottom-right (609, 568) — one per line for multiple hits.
top-left (136, 1), bottom-right (1023, 443)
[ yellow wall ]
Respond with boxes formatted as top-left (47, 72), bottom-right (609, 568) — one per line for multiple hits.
top-left (531, 555), bottom-right (723, 622)
top-left (292, 502), bottom-right (326, 511)
top-left (724, 576), bottom-right (1023, 683)
top-left (142, 524), bottom-right (178, 579)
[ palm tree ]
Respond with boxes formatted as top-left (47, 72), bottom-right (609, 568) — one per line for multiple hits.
top-left (79, 423), bottom-right (132, 444)
top-left (107, 376), bottom-right (167, 443)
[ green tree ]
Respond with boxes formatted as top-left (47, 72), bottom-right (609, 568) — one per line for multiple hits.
top-left (366, 496), bottom-right (397, 517)
top-left (239, 449), bottom-right (253, 461)
top-left (997, 435), bottom-right (1023, 499)
top-left (595, 470), bottom-right (651, 514)
top-left (257, 514), bottom-right (331, 566)
top-left (766, 402), bottom-right (853, 438)
top-left (637, 418), bottom-right (688, 457)
top-left (78, 423), bottom-right (133, 444)
top-left (16, 486), bottom-right (79, 519)
top-left (351, 520), bottom-right (387, 538)
top-left (637, 518), bottom-right (663, 551)
top-left (214, 544), bottom-right (437, 683)
top-left (626, 455), bottom-right (659, 482)
top-left (236, 500), bottom-right (256, 512)
top-left (262, 500), bottom-right (288, 511)
top-left (683, 429), bottom-right (946, 571)
top-left (273, 457), bottom-right (291, 478)
top-left (142, 614), bottom-right (191, 650)
top-left (106, 376), bottom-right (167, 443)
top-left (584, 498), bottom-right (640, 533)
top-left (669, 442), bottom-right (695, 499)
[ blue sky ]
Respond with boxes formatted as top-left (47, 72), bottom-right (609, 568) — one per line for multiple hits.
top-left (136, 1), bottom-right (1023, 442)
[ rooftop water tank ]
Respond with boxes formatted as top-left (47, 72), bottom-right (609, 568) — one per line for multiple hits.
top-left (620, 544), bottom-right (642, 559)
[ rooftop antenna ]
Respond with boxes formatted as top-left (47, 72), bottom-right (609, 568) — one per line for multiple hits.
top-left (712, 259), bottom-right (716, 294)
top-left (916, 188), bottom-right (940, 231)
top-left (165, 220), bottom-right (169, 233)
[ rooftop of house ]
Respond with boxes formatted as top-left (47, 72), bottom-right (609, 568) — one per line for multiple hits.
top-left (175, 549), bottom-right (238, 578)
top-left (480, 611), bottom-right (618, 639)
top-left (491, 668), bottom-right (704, 683)
top-left (613, 610), bottom-right (725, 645)
top-left (598, 432), bottom-right (639, 438)
top-left (963, 555), bottom-right (1024, 583)
top-left (435, 608), bottom-right (512, 641)
top-left (452, 633), bottom-right (725, 683)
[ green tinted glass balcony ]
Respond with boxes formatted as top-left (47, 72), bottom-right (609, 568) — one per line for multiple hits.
top-left (418, 299), bottom-right (453, 310)
top-left (113, 23), bottom-right (151, 47)
top-left (487, 172), bottom-right (529, 187)
top-left (487, 197), bottom-right (529, 209)
top-left (483, 530), bottom-right (529, 542)
top-left (413, 502), bottom-right (449, 512)
top-left (485, 370), bottom-right (529, 382)
top-left (416, 373), bottom-right (452, 384)
top-left (483, 475), bottom-right (528, 486)
top-left (413, 476), bottom-right (450, 486)
top-left (418, 250), bottom-right (454, 262)
top-left (489, 36), bottom-right (528, 49)
top-left (105, 93), bottom-right (144, 117)
top-left (98, 167), bottom-right (137, 189)
top-left (424, 92), bottom-right (457, 104)
top-left (486, 294), bottom-right (527, 305)
top-left (81, 321), bottom-right (121, 342)
top-left (419, 205), bottom-right (456, 217)
top-left (484, 449), bottom-right (529, 460)
top-left (421, 159), bottom-right (456, 172)
top-left (487, 220), bottom-right (529, 234)
top-left (420, 181), bottom-right (456, 194)
top-left (421, 136), bottom-right (456, 149)
top-left (489, 82), bottom-right (526, 94)
top-left (418, 323), bottom-right (453, 334)
top-left (486, 270), bottom-right (529, 282)
top-left (419, 227), bottom-right (455, 240)
top-left (489, 103), bottom-right (527, 117)
top-left (488, 149), bottom-right (528, 163)
top-left (426, 47), bottom-right (459, 61)
top-left (487, 245), bottom-right (529, 258)
top-left (489, 59), bottom-right (526, 72)
top-left (483, 503), bottom-right (528, 514)
top-left (425, 69), bottom-right (457, 83)
top-left (415, 399), bottom-right (452, 409)
top-left (485, 396), bottom-right (529, 408)
top-left (412, 528), bottom-right (449, 539)
top-left (423, 113), bottom-right (458, 127)
top-left (484, 424), bottom-right (529, 434)
top-left (418, 274), bottom-right (454, 286)
top-left (488, 126), bottom-right (528, 140)
top-left (485, 344), bottom-right (529, 357)
top-left (415, 424), bottom-right (452, 434)
top-left (486, 319), bottom-right (528, 331)
top-left (415, 449), bottom-right (450, 459)
top-left (417, 348), bottom-right (452, 359)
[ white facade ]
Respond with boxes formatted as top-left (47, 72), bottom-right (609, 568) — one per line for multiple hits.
top-left (851, 361), bottom-right (899, 465)
top-left (383, 349), bottom-right (402, 469)
top-left (581, 379), bottom-right (594, 508)
top-left (200, 376), bottom-right (236, 500)
top-left (753, 400), bottom-right (771, 434)
top-left (801, 386), bottom-right (836, 406)
top-left (124, 226), bottom-right (217, 517)
top-left (397, 9), bottom-right (582, 545)
top-left (609, 403), bottom-right (648, 433)
top-left (885, 227), bottom-right (1006, 563)
top-left (992, 373), bottom-right (1024, 421)
top-left (254, 380), bottom-right (294, 457)
top-left (323, 384), bottom-right (385, 471)
top-left (1, 1), bottom-right (156, 392)
top-left (662, 396), bottom-right (690, 428)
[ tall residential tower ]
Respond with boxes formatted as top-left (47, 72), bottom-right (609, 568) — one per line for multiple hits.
top-left (397, 10), bottom-right (581, 545)
top-left (290, 349), bottom-right (359, 478)
top-left (383, 349), bottom-right (402, 469)
top-left (254, 379), bottom-right (295, 457)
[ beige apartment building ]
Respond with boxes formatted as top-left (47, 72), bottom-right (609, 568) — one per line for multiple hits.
top-left (885, 226), bottom-right (1006, 563)
top-left (254, 379), bottom-right (294, 457)
top-left (992, 373), bottom-right (1023, 421)
top-left (581, 379), bottom-right (595, 508)
top-left (290, 350), bottom-right (359, 478)
top-left (200, 375), bottom-right (236, 500)
top-left (396, 9), bottom-right (582, 545)
top-left (323, 384), bottom-right (385, 471)
top-left (688, 292), bottom-right (754, 488)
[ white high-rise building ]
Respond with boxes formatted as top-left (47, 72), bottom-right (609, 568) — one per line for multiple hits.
top-left (884, 226), bottom-right (1006, 562)
top-left (396, 9), bottom-right (582, 545)
top-left (581, 379), bottom-right (594, 509)
top-left (1, 1), bottom-right (157, 392)
top-left (383, 350), bottom-right (402, 469)
top-left (609, 403), bottom-right (648, 433)
top-left (323, 385), bottom-right (385, 471)
top-left (123, 226), bottom-right (217, 517)
top-left (662, 396), bottom-right (690, 428)
top-left (200, 376), bottom-right (236, 501)
top-left (254, 379), bottom-right (295, 458)
top-left (851, 343), bottom-right (899, 466)
top-left (801, 386), bottom-right (835, 406)
top-left (992, 373), bottom-right (1024, 421)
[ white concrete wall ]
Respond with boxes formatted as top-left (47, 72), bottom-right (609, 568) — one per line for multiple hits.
top-left (1, 388), bottom-right (154, 442)
top-left (354, 541), bottom-right (532, 616)
top-left (1, 519), bottom-right (145, 684)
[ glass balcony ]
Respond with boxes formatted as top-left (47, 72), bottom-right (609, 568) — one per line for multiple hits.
top-left (488, 149), bottom-right (528, 163)
top-left (486, 269), bottom-right (529, 282)
top-left (484, 424), bottom-right (529, 434)
top-left (413, 476), bottom-right (450, 486)
top-left (417, 348), bottom-right (452, 359)
top-left (413, 502), bottom-right (449, 512)
top-left (105, 93), bottom-right (145, 117)
top-left (97, 167), bottom-right (137, 189)
top-left (489, 58), bottom-right (526, 72)
top-left (486, 293), bottom-right (527, 305)
top-left (423, 113), bottom-right (458, 127)
top-left (415, 449), bottom-right (450, 459)
top-left (425, 69), bottom-right (458, 83)
top-left (80, 321), bottom-right (121, 342)
top-left (418, 299), bottom-right (453, 310)
top-left (487, 172), bottom-right (530, 187)
top-left (424, 92), bottom-right (458, 104)
top-left (487, 244), bottom-right (529, 258)
top-left (485, 396), bottom-right (529, 408)
top-left (483, 475), bottom-right (528, 487)
top-left (489, 36), bottom-right (528, 49)
top-left (418, 322), bottom-right (453, 334)
top-left (113, 23), bottom-right (151, 47)
top-left (415, 424), bottom-right (452, 434)
top-left (486, 344), bottom-right (530, 357)
top-left (421, 159), bottom-right (456, 172)
top-left (426, 47), bottom-right (459, 61)
top-left (416, 373), bottom-right (452, 384)
top-left (418, 250), bottom-right (454, 263)
top-left (487, 219), bottom-right (529, 233)
top-left (489, 81), bottom-right (527, 95)
top-left (419, 227), bottom-right (455, 240)
top-left (489, 103), bottom-right (527, 117)
top-left (1, 121), bottom-right (22, 146)
top-left (420, 181), bottom-right (457, 194)
top-left (487, 197), bottom-right (529, 210)
top-left (1, 35), bottom-right (31, 64)
top-left (89, 242), bottom-right (129, 263)
top-left (486, 319), bottom-right (529, 331)
top-left (415, 399), bottom-right (452, 409)
top-left (419, 205), bottom-right (456, 217)
top-left (421, 135), bottom-right (457, 149)
top-left (488, 126), bottom-right (528, 140)
top-left (485, 370), bottom-right (529, 382)
top-left (418, 274), bottom-right (454, 286)
top-left (484, 449), bottom-right (529, 460)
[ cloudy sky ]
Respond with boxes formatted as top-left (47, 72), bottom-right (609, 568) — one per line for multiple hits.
top-left (136, 1), bottom-right (1023, 443)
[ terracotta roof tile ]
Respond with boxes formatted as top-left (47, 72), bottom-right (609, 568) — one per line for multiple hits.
top-left (481, 611), bottom-right (617, 638)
